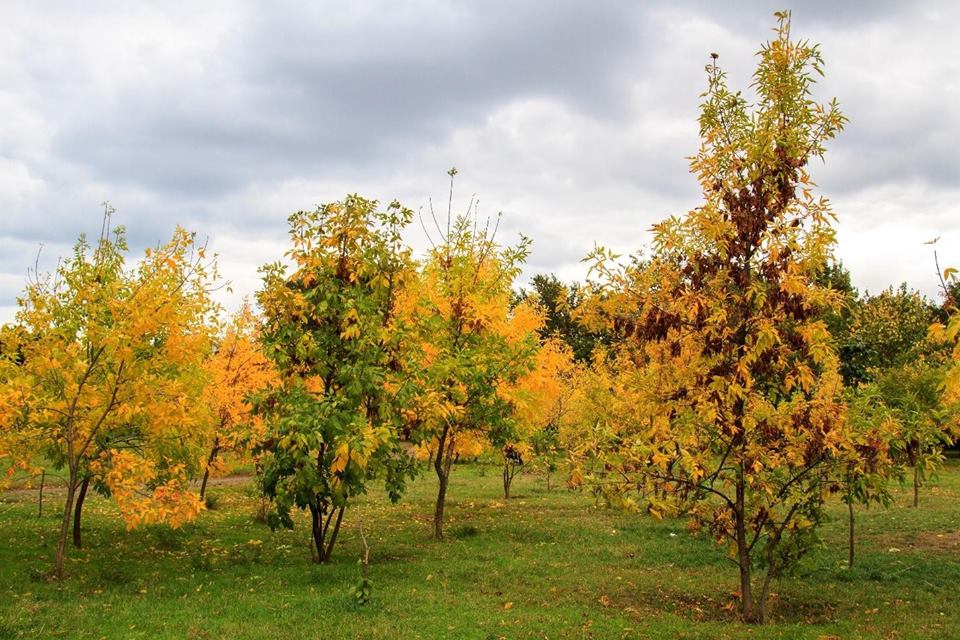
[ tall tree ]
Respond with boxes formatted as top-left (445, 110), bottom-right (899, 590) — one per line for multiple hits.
top-left (581, 13), bottom-right (853, 622)
top-left (255, 196), bottom-right (416, 563)
top-left (0, 215), bottom-right (217, 578)
top-left (403, 177), bottom-right (540, 539)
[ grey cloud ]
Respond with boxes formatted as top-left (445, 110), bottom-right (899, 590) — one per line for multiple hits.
top-left (53, 2), bottom-right (645, 201)
top-left (1, 0), bottom-right (959, 322)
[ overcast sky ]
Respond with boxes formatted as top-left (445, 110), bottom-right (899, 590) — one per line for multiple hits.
top-left (1, 1), bottom-right (958, 322)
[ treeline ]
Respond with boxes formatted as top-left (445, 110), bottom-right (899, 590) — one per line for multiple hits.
top-left (2, 12), bottom-right (959, 625)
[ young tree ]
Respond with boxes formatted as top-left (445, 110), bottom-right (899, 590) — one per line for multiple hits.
top-left (255, 196), bottom-right (416, 563)
top-left (403, 181), bottom-right (540, 539)
top-left (582, 13), bottom-right (852, 622)
top-left (837, 386), bottom-right (902, 567)
top-left (871, 358), bottom-right (958, 507)
top-left (199, 302), bottom-right (277, 500)
top-left (500, 336), bottom-right (579, 499)
top-left (0, 216), bottom-right (217, 578)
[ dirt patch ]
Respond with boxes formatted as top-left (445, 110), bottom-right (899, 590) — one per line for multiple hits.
top-left (1, 472), bottom-right (257, 503)
top-left (203, 473), bottom-right (257, 489)
top-left (877, 529), bottom-right (960, 554)
top-left (613, 585), bottom-right (838, 625)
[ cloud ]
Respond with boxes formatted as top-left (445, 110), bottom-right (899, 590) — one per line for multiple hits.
top-left (0, 1), bottom-right (958, 323)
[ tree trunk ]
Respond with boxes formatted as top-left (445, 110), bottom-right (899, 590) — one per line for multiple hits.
top-left (309, 502), bottom-right (324, 564)
top-left (434, 467), bottom-right (450, 540)
top-left (37, 469), bottom-right (45, 518)
top-left (199, 442), bottom-right (219, 501)
top-left (324, 505), bottom-right (345, 562)
top-left (73, 476), bottom-right (91, 548)
top-left (433, 427), bottom-right (455, 540)
top-left (54, 473), bottom-right (78, 579)
top-left (503, 463), bottom-right (512, 500)
top-left (913, 465), bottom-right (919, 508)
top-left (735, 469), bottom-right (758, 623)
top-left (847, 498), bottom-right (855, 568)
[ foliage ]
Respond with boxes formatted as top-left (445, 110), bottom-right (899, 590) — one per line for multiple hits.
top-left (200, 302), bottom-right (278, 499)
top-left (0, 215), bottom-right (217, 577)
top-left (871, 357), bottom-right (958, 506)
top-left (811, 261), bottom-right (866, 386)
top-left (576, 13), bottom-right (853, 622)
top-left (847, 284), bottom-right (935, 380)
top-left (255, 195), bottom-right (417, 563)
top-left (518, 274), bottom-right (607, 362)
top-left (401, 182), bottom-right (540, 538)
top-left (498, 336), bottom-right (580, 498)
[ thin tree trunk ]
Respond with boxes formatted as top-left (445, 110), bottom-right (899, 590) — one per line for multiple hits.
top-left (199, 442), bottom-right (220, 501)
top-left (309, 503), bottom-right (323, 564)
top-left (848, 498), bottom-right (855, 568)
top-left (73, 476), bottom-right (91, 548)
top-left (735, 468), bottom-right (757, 623)
top-left (433, 427), bottom-right (455, 540)
top-left (54, 472), bottom-right (78, 579)
top-left (434, 468), bottom-right (450, 540)
top-left (323, 505), bottom-right (345, 562)
top-left (503, 463), bottom-right (512, 500)
top-left (37, 469), bottom-right (45, 518)
top-left (913, 465), bottom-right (919, 508)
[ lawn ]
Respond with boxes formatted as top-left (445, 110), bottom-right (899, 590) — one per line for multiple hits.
top-left (1, 460), bottom-right (958, 639)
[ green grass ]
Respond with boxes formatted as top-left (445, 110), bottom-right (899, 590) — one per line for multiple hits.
top-left (1, 461), bottom-right (959, 639)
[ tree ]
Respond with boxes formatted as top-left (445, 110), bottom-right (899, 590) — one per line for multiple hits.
top-left (199, 302), bottom-right (277, 500)
top-left (849, 284), bottom-right (935, 377)
top-left (837, 385), bottom-right (902, 567)
top-left (255, 196), bottom-right (417, 563)
top-left (0, 215), bottom-right (217, 578)
top-left (500, 336), bottom-right (579, 498)
top-left (403, 178), bottom-right (540, 539)
top-left (871, 357), bottom-right (958, 507)
top-left (812, 261), bottom-right (866, 386)
top-left (581, 13), bottom-right (852, 622)
top-left (518, 274), bottom-right (607, 362)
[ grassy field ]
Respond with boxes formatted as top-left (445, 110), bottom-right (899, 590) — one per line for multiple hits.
top-left (1, 460), bottom-right (958, 639)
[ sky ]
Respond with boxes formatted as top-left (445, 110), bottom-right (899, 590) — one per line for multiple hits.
top-left (1, 1), bottom-right (958, 322)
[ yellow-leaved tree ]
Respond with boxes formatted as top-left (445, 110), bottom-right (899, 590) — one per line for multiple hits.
top-left (580, 13), bottom-right (857, 622)
top-left (0, 211), bottom-right (218, 578)
top-left (401, 175), bottom-right (541, 538)
top-left (500, 335), bottom-right (579, 499)
top-left (199, 302), bottom-right (278, 500)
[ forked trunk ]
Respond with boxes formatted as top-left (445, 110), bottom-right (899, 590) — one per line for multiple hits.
top-left (72, 476), bottom-right (91, 548)
top-left (325, 505), bottom-right (345, 561)
top-left (309, 503), bottom-right (323, 563)
top-left (309, 500), bottom-right (346, 563)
